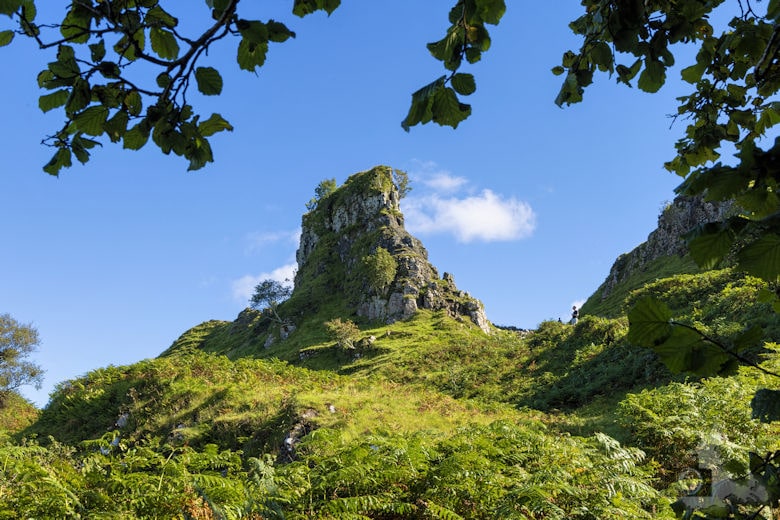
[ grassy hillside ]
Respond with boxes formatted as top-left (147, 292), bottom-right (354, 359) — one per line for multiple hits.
top-left (2, 253), bottom-right (780, 518)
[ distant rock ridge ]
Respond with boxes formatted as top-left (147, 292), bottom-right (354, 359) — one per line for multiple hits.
top-left (596, 194), bottom-right (734, 300)
top-left (293, 166), bottom-right (491, 332)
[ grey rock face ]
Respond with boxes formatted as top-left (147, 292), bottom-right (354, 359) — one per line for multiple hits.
top-left (294, 166), bottom-right (491, 333)
top-left (598, 195), bottom-right (733, 300)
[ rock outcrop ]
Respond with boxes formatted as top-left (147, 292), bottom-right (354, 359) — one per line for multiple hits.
top-left (292, 166), bottom-right (491, 332)
top-left (596, 194), bottom-right (733, 300)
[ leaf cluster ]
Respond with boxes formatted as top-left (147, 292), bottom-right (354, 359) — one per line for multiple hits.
top-left (401, 0), bottom-right (505, 131)
top-left (0, 313), bottom-right (42, 397)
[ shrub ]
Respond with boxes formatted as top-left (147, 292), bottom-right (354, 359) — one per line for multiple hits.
top-left (362, 247), bottom-right (397, 294)
top-left (324, 318), bottom-right (360, 350)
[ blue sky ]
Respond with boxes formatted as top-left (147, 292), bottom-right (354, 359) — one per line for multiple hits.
top-left (1, 2), bottom-right (736, 407)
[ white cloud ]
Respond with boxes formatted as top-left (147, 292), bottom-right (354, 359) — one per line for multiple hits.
top-left (408, 160), bottom-right (467, 193)
top-left (422, 172), bottom-right (468, 193)
top-left (231, 263), bottom-right (297, 302)
top-left (245, 229), bottom-right (300, 254)
top-left (403, 189), bottom-right (536, 243)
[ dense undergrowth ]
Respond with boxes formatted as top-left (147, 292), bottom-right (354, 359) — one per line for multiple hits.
top-left (2, 264), bottom-right (780, 518)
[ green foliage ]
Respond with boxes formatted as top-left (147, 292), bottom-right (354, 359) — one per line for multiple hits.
top-left (305, 177), bottom-right (337, 211)
top-left (1, 2), bottom-right (506, 173)
top-left (0, 313), bottom-right (43, 399)
top-left (324, 317), bottom-right (360, 350)
top-left (392, 168), bottom-right (412, 199)
top-left (402, 0), bottom-right (505, 131)
top-left (249, 279), bottom-right (293, 323)
top-left (362, 246), bottom-right (397, 294)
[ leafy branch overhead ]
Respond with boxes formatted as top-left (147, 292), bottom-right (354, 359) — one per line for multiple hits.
top-left (0, 0), bottom-right (505, 175)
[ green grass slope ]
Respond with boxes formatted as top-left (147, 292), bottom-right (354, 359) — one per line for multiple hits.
top-left (3, 249), bottom-right (780, 517)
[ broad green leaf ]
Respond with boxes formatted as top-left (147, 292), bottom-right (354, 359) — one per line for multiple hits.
top-left (43, 147), bottom-right (72, 176)
top-left (551, 66), bottom-right (565, 76)
top-left (589, 41), bottom-right (613, 72)
top-left (73, 106), bottom-right (109, 136)
top-left (237, 38), bottom-right (268, 72)
top-left (97, 61), bottom-right (120, 79)
top-left (71, 135), bottom-right (93, 164)
top-left (123, 122), bottom-right (150, 150)
top-left (156, 73), bottom-right (171, 88)
top-left (0, 29), bottom-right (13, 46)
top-left (651, 325), bottom-right (735, 376)
top-left (401, 76), bottom-right (445, 131)
top-left (60, 5), bottom-right (92, 44)
top-left (751, 389), bottom-right (780, 423)
top-left (686, 223), bottom-right (735, 270)
top-left (737, 234), bottom-right (780, 282)
top-left (237, 20), bottom-right (268, 44)
top-left (732, 326), bottom-right (763, 353)
top-left (186, 136), bottom-right (214, 171)
top-left (681, 62), bottom-right (705, 84)
top-left (150, 27), bottom-right (179, 60)
top-left (198, 113), bottom-right (233, 137)
top-left (431, 86), bottom-right (471, 128)
top-left (627, 297), bottom-right (672, 347)
top-left (293, 0), bottom-right (341, 17)
top-left (147, 5), bottom-right (178, 28)
top-left (769, 0), bottom-right (780, 20)
top-left (475, 0), bottom-right (506, 25)
top-left (267, 20), bottom-right (295, 42)
top-left (450, 73), bottom-right (476, 96)
top-left (637, 59), bottom-right (666, 93)
top-left (38, 89), bottom-right (69, 113)
top-left (65, 78), bottom-right (91, 115)
top-left (89, 40), bottom-right (106, 62)
top-left (124, 90), bottom-right (143, 116)
top-left (0, 0), bottom-right (22, 16)
top-left (104, 110), bottom-right (129, 142)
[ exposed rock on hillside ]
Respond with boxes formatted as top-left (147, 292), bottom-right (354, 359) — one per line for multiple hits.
top-left (595, 194), bottom-right (733, 301)
top-left (292, 166), bottom-right (490, 332)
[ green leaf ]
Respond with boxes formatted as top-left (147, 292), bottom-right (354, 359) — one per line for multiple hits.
top-left (104, 110), bottom-right (129, 142)
top-left (123, 122), bottom-right (150, 150)
top-left (65, 78), bottom-right (91, 115)
top-left (637, 59), bottom-right (666, 93)
top-left (737, 234), bottom-right (780, 282)
top-left (293, 0), bottom-right (341, 17)
top-left (431, 86), bottom-right (471, 129)
top-left (156, 73), bottom-right (171, 88)
top-left (751, 389), bottom-right (780, 423)
top-left (147, 5), bottom-right (178, 28)
top-left (60, 5), bottom-right (92, 44)
top-left (198, 113), bottom-right (233, 137)
top-left (627, 297), bottom-right (673, 347)
top-left (732, 326), bottom-right (763, 353)
top-left (267, 20), bottom-right (295, 42)
top-left (589, 41), bottom-right (613, 72)
top-left (450, 73), bottom-right (476, 96)
top-left (89, 40), bottom-right (106, 62)
top-left (186, 136), bottom-right (214, 171)
top-left (43, 147), bottom-right (72, 176)
top-left (475, 0), bottom-right (506, 25)
top-left (401, 76), bottom-right (445, 131)
top-left (686, 223), bottom-right (735, 270)
top-left (237, 38), bottom-right (268, 72)
top-left (150, 27), bottom-right (179, 60)
top-left (769, 0), bottom-right (780, 20)
top-left (38, 89), bottom-right (69, 113)
top-left (0, 0), bottom-right (22, 16)
top-left (551, 66), bottom-right (565, 76)
top-left (237, 20), bottom-right (268, 44)
top-left (681, 62), bottom-right (705, 84)
top-left (73, 106), bottom-right (109, 136)
top-left (124, 90), bottom-right (143, 116)
top-left (0, 29), bottom-right (13, 46)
